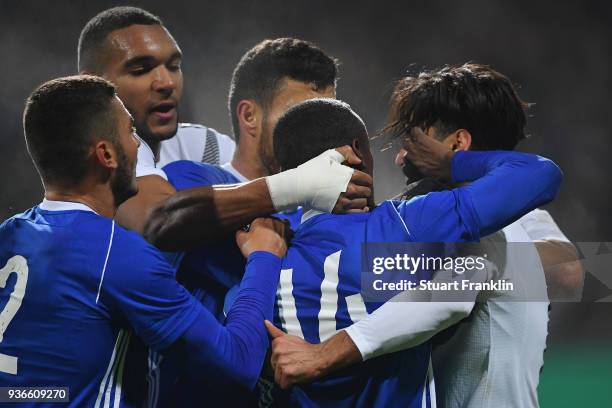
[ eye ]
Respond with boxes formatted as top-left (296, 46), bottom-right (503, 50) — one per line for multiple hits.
top-left (129, 66), bottom-right (152, 76)
top-left (167, 61), bottom-right (182, 72)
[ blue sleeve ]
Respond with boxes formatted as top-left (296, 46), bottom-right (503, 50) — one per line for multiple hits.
top-left (398, 150), bottom-right (563, 242)
top-left (103, 232), bottom-right (201, 351)
top-left (178, 251), bottom-right (281, 389)
top-left (163, 160), bottom-right (238, 190)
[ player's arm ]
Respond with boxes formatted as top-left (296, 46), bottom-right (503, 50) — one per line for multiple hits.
top-left (105, 219), bottom-right (287, 389)
top-left (174, 218), bottom-right (287, 388)
top-left (115, 174), bottom-right (176, 234)
top-left (400, 128), bottom-right (563, 241)
top-left (144, 147), bottom-right (372, 251)
top-left (519, 209), bottom-right (583, 300)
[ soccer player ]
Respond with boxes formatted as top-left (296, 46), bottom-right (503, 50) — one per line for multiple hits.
top-left (267, 65), bottom-right (580, 408)
top-left (165, 37), bottom-right (339, 229)
top-left (0, 75), bottom-right (290, 407)
top-left (153, 38), bottom-right (339, 405)
top-left (262, 98), bottom-right (562, 406)
top-left (77, 7), bottom-right (372, 239)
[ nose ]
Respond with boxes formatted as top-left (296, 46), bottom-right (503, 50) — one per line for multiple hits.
top-left (395, 148), bottom-right (407, 166)
top-left (151, 66), bottom-right (175, 93)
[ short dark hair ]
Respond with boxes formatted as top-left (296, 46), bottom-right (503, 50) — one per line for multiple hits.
top-left (23, 75), bottom-right (118, 188)
top-left (228, 38), bottom-right (339, 140)
top-left (388, 63), bottom-right (529, 151)
top-left (78, 6), bottom-right (162, 72)
top-left (274, 98), bottom-right (367, 170)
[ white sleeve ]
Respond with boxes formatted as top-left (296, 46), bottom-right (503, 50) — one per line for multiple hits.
top-left (345, 257), bottom-right (497, 360)
top-left (518, 209), bottom-right (569, 242)
top-left (345, 300), bottom-right (474, 360)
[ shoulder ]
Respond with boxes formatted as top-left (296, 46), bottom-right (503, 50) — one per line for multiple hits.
top-left (106, 224), bottom-right (171, 278)
top-left (163, 160), bottom-right (237, 189)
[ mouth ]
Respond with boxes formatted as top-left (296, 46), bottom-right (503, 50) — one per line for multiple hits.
top-left (149, 101), bottom-right (177, 122)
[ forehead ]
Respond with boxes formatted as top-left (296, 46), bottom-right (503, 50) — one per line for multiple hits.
top-left (270, 78), bottom-right (336, 110)
top-left (104, 24), bottom-right (180, 61)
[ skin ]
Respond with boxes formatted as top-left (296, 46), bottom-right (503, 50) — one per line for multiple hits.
top-left (81, 23), bottom-right (372, 241)
top-left (232, 78), bottom-right (335, 179)
top-left (46, 96), bottom-right (140, 218)
top-left (88, 24), bottom-right (183, 156)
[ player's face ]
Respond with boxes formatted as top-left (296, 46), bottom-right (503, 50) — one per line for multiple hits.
top-left (110, 97), bottom-right (140, 207)
top-left (394, 127), bottom-right (453, 180)
top-left (100, 24), bottom-right (183, 146)
top-left (259, 78), bottom-right (336, 175)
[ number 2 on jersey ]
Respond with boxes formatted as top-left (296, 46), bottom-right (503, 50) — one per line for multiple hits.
top-left (0, 255), bottom-right (29, 375)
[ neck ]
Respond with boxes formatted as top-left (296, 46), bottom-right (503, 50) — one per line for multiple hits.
top-left (231, 146), bottom-right (268, 180)
top-left (45, 184), bottom-right (117, 219)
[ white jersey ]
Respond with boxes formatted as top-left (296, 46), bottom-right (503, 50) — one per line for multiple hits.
top-left (135, 123), bottom-right (235, 180)
top-left (432, 209), bottom-right (567, 408)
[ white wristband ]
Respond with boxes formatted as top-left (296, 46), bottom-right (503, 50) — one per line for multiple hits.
top-left (265, 149), bottom-right (354, 212)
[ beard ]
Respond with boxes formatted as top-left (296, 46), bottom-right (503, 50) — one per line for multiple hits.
top-left (111, 143), bottom-right (138, 207)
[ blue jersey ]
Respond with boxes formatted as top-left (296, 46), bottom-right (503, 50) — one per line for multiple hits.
top-left (162, 160), bottom-right (302, 311)
top-left (0, 200), bottom-right (282, 408)
top-left (0, 202), bottom-right (200, 407)
top-left (274, 204), bottom-right (437, 407)
top-left (155, 161), bottom-right (302, 407)
top-left (269, 150), bottom-right (562, 407)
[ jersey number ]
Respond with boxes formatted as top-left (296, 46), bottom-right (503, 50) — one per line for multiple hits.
top-left (277, 250), bottom-right (368, 342)
top-left (0, 255), bottom-right (29, 375)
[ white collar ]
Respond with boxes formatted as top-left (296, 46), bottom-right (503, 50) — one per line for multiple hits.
top-left (301, 209), bottom-right (324, 224)
top-left (221, 162), bottom-right (249, 183)
top-left (39, 198), bottom-right (98, 214)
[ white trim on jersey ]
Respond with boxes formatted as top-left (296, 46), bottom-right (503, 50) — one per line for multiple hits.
top-left (301, 209), bottom-right (324, 224)
top-left (39, 198), bottom-right (97, 214)
top-left (95, 329), bottom-right (131, 408)
top-left (146, 350), bottom-right (163, 408)
top-left (389, 201), bottom-right (411, 235)
top-left (96, 221), bottom-right (115, 304)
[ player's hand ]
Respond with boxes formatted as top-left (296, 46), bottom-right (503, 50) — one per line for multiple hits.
top-left (266, 146), bottom-right (372, 213)
top-left (265, 320), bottom-right (326, 389)
top-left (332, 146), bottom-right (372, 214)
top-left (236, 218), bottom-right (289, 258)
top-left (401, 127), bottom-right (454, 181)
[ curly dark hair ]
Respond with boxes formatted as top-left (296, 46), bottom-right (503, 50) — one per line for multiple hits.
top-left (387, 63), bottom-right (530, 151)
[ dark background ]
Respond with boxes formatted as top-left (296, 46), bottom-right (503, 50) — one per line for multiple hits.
top-left (1, 1), bottom-right (611, 405)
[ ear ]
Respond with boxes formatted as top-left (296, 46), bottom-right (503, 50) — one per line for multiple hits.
top-left (93, 140), bottom-right (118, 170)
top-left (350, 138), bottom-right (364, 160)
top-left (448, 129), bottom-right (472, 151)
top-left (236, 100), bottom-right (261, 140)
